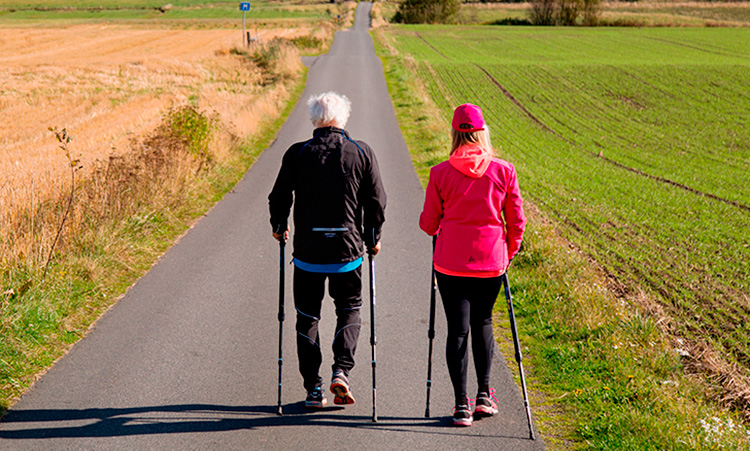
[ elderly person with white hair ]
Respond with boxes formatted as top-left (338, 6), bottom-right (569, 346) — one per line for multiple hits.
top-left (269, 92), bottom-right (386, 409)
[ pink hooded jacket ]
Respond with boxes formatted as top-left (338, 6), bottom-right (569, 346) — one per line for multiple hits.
top-left (419, 144), bottom-right (526, 276)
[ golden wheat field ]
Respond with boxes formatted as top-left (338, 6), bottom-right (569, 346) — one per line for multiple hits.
top-left (0, 24), bottom-right (306, 223)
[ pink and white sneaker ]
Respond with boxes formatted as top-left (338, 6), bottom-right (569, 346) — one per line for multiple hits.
top-left (452, 405), bottom-right (473, 427)
top-left (474, 388), bottom-right (499, 417)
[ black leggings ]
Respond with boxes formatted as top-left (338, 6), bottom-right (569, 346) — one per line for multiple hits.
top-left (436, 272), bottom-right (502, 405)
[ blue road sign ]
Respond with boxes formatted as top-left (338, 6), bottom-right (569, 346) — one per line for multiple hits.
top-left (240, 2), bottom-right (250, 11)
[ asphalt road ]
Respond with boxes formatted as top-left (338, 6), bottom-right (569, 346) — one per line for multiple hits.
top-left (0, 4), bottom-right (545, 449)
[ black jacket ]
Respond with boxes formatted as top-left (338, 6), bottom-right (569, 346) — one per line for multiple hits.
top-left (268, 127), bottom-right (386, 264)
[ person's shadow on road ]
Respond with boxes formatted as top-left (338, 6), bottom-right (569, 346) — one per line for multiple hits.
top-left (0, 403), bottom-right (519, 440)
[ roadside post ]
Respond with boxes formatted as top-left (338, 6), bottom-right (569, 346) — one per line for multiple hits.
top-left (240, 2), bottom-right (251, 47)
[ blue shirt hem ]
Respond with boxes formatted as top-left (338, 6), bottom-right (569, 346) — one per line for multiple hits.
top-left (293, 257), bottom-right (363, 273)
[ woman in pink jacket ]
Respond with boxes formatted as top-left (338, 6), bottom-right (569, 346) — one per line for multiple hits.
top-left (419, 103), bottom-right (526, 427)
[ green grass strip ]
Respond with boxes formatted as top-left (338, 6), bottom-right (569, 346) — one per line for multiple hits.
top-left (0, 1), bottom-right (335, 23)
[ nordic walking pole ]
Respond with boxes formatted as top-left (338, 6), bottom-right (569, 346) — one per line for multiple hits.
top-left (368, 251), bottom-right (378, 423)
top-left (501, 271), bottom-right (535, 440)
top-left (276, 238), bottom-right (286, 416)
top-left (425, 235), bottom-right (437, 418)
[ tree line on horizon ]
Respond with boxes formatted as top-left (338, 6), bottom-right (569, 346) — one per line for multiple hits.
top-left (392, 0), bottom-right (602, 26)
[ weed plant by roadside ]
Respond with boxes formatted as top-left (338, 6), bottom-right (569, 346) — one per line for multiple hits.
top-left (41, 128), bottom-right (80, 281)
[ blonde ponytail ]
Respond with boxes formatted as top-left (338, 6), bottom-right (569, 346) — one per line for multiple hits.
top-left (450, 126), bottom-right (493, 155)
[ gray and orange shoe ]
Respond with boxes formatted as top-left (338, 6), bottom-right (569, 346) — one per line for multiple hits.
top-left (330, 369), bottom-right (355, 405)
top-left (305, 387), bottom-right (327, 409)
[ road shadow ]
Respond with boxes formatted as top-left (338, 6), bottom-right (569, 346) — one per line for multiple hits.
top-left (0, 403), bottom-right (522, 440)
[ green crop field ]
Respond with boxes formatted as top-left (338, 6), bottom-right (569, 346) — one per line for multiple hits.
top-left (0, 1), bottom-right (337, 24)
top-left (385, 25), bottom-right (750, 376)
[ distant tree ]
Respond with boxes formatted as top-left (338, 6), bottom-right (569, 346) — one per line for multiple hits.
top-left (581, 0), bottom-right (601, 25)
top-left (529, 0), bottom-right (556, 25)
top-left (530, 0), bottom-right (600, 26)
top-left (556, 0), bottom-right (581, 25)
top-left (393, 0), bottom-right (461, 24)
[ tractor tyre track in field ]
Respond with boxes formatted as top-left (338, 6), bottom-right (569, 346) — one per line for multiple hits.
top-left (425, 63), bottom-right (454, 106)
top-left (645, 36), bottom-right (737, 58)
top-left (415, 32), bottom-right (449, 59)
top-left (474, 63), bottom-right (750, 215)
top-left (609, 66), bottom-right (677, 100)
top-left (596, 155), bottom-right (750, 213)
top-left (474, 63), bottom-right (563, 139)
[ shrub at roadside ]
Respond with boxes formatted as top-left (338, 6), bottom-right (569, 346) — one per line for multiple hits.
top-left (161, 106), bottom-right (218, 166)
top-left (393, 0), bottom-right (461, 24)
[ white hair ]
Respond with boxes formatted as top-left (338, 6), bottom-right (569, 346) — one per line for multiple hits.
top-left (307, 92), bottom-right (352, 128)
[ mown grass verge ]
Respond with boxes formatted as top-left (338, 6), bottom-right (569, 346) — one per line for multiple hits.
top-left (0, 63), bottom-right (307, 417)
top-left (373, 27), bottom-right (750, 450)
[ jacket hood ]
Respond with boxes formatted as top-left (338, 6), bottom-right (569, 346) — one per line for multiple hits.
top-left (449, 144), bottom-right (492, 178)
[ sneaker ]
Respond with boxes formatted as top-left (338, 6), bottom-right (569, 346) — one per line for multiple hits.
top-left (452, 405), bottom-right (473, 427)
top-left (330, 369), bottom-right (356, 405)
top-left (305, 387), bottom-right (327, 409)
top-left (474, 389), bottom-right (499, 417)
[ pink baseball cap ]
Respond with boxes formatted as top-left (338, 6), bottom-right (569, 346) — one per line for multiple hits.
top-left (452, 103), bottom-right (485, 133)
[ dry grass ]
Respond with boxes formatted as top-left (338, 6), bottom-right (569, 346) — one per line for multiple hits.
top-left (370, 1), bottom-right (391, 29)
top-left (0, 24), bottom-right (312, 266)
top-left (337, 1), bottom-right (358, 27)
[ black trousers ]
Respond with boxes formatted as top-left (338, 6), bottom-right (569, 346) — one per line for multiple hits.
top-left (436, 272), bottom-right (502, 405)
top-left (294, 266), bottom-right (363, 392)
